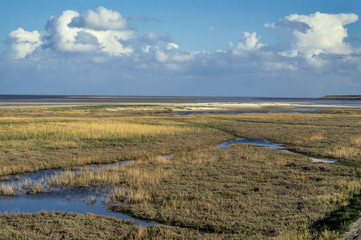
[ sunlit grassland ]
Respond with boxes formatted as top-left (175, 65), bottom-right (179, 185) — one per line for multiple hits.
top-left (0, 118), bottom-right (192, 141)
top-left (0, 109), bottom-right (229, 176)
top-left (47, 144), bottom-right (361, 238)
top-left (180, 110), bottom-right (361, 165)
top-left (1, 106), bottom-right (361, 238)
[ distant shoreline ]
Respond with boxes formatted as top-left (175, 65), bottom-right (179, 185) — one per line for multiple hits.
top-left (321, 95), bottom-right (361, 100)
top-left (0, 95), bottom-right (361, 108)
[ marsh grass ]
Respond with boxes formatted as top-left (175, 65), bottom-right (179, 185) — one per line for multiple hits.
top-left (0, 177), bottom-right (48, 196)
top-left (2, 106), bottom-right (361, 238)
top-left (0, 212), bottom-right (202, 240)
top-left (45, 144), bottom-right (361, 238)
top-left (49, 160), bottom-right (173, 190)
top-left (326, 146), bottom-right (360, 159)
top-left (351, 136), bottom-right (361, 147)
top-left (0, 112), bottom-right (228, 176)
top-left (184, 111), bottom-right (361, 164)
top-left (24, 183), bottom-right (44, 195)
top-left (0, 183), bottom-right (17, 196)
top-left (277, 228), bottom-right (338, 240)
top-left (0, 119), bottom-right (193, 141)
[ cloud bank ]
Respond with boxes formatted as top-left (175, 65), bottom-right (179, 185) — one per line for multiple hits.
top-left (2, 8), bottom-right (361, 97)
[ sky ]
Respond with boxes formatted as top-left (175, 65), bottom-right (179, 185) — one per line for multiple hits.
top-left (0, 0), bottom-right (361, 97)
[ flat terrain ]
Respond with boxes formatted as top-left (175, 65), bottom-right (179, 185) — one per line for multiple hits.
top-left (0, 103), bottom-right (361, 239)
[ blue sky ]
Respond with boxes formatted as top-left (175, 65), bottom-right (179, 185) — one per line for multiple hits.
top-left (1, 0), bottom-right (361, 97)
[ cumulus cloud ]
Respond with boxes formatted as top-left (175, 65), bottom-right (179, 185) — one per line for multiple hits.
top-left (7, 28), bottom-right (42, 59)
top-left (45, 8), bottom-right (134, 55)
top-left (267, 12), bottom-right (358, 57)
top-left (166, 43), bottom-right (180, 50)
top-left (46, 10), bottom-right (97, 52)
top-left (69, 7), bottom-right (128, 30)
top-left (232, 32), bottom-right (264, 55)
top-left (2, 8), bottom-right (361, 97)
top-left (153, 43), bottom-right (194, 70)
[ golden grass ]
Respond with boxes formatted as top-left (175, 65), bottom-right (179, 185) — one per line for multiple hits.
top-left (42, 144), bottom-right (361, 237)
top-left (24, 183), bottom-right (44, 194)
top-left (327, 146), bottom-right (360, 159)
top-left (0, 183), bottom-right (17, 196)
top-left (277, 227), bottom-right (338, 240)
top-left (49, 160), bottom-right (173, 190)
top-left (309, 132), bottom-right (324, 142)
top-left (2, 106), bottom-right (361, 237)
top-left (0, 118), bottom-right (194, 141)
top-left (351, 136), bottom-right (361, 147)
top-left (315, 179), bottom-right (361, 208)
top-left (0, 111), bottom-right (232, 177)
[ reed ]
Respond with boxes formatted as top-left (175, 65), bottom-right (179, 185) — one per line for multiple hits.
top-left (327, 146), bottom-right (359, 159)
top-left (351, 136), bottom-right (361, 147)
top-left (1, 106), bottom-right (361, 238)
top-left (44, 144), bottom-right (361, 237)
top-left (0, 119), bottom-right (194, 141)
top-left (0, 183), bottom-right (17, 196)
top-left (277, 228), bottom-right (338, 240)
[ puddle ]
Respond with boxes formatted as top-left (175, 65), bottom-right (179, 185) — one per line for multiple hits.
top-left (217, 138), bottom-right (337, 163)
top-left (217, 138), bottom-right (284, 149)
top-left (310, 158), bottom-right (337, 163)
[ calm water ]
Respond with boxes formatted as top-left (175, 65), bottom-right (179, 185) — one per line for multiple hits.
top-left (1, 95), bottom-right (361, 106)
top-left (218, 138), bottom-right (337, 163)
top-left (0, 161), bottom-right (158, 226)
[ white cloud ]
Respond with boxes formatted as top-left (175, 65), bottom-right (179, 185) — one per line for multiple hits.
top-left (232, 32), bottom-right (264, 55)
top-left (267, 12), bottom-right (358, 58)
top-left (166, 43), bottom-right (180, 50)
top-left (289, 12), bottom-right (357, 54)
top-left (70, 7), bottom-right (128, 30)
top-left (46, 10), bottom-right (96, 52)
top-left (45, 8), bottom-right (133, 55)
top-left (154, 44), bottom-right (193, 65)
top-left (8, 28), bottom-right (42, 59)
top-left (2, 8), bottom-right (361, 97)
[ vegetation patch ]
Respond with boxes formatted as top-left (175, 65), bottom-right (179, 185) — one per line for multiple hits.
top-left (1, 106), bottom-right (361, 238)
top-left (0, 212), bottom-right (202, 240)
top-left (47, 144), bottom-right (361, 238)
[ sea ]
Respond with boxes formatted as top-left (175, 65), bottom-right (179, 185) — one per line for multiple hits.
top-left (0, 95), bottom-right (361, 107)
